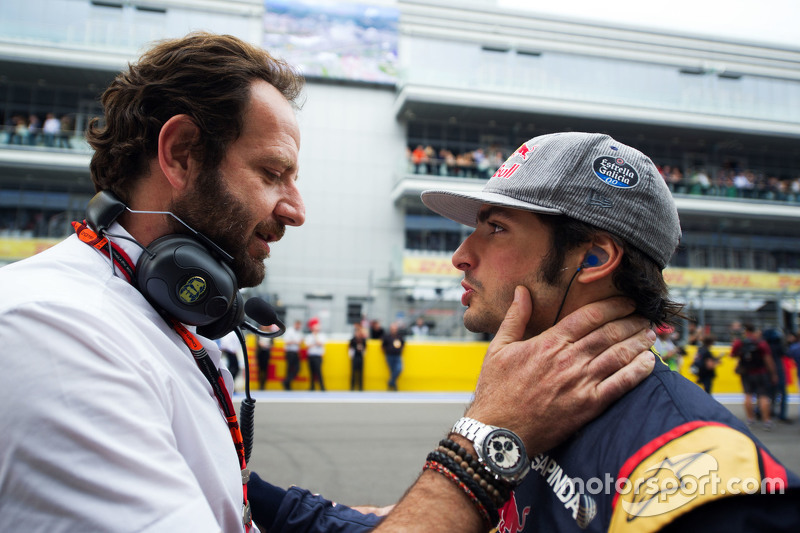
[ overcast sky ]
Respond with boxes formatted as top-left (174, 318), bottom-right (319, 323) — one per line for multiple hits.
top-left (497, 0), bottom-right (800, 49)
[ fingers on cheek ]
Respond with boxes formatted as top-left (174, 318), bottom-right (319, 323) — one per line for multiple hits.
top-left (609, 316), bottom-right (649, 341)
top-left (494, 342), bottom-right (555, 373)
top-left (575, 319), bottom-right (632, 364)
top-left (600, 319), bottom-right (628, 345)
top-left (586, 345), bottom-right (628, 381)
top-left (568, 335), bottom-right (605, 366)
top-left (563, 303), bottom-right (605, 333)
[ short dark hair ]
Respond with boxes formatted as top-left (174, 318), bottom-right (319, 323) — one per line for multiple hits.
top-left (87, 32), bottom-right (304, 202)
top-left (538, 214), bottom-right (684, 327)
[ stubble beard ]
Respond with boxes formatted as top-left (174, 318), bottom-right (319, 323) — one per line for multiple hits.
top-left (168, 166), bottom-right (284, 288)
top-left (461, 278), bottom-right (514, 335)
top-left (461, 271), bottom-right (563, 338)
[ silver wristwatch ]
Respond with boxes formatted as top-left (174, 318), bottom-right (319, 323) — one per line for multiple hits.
top-left (451, 417), bottom-right (531, 486)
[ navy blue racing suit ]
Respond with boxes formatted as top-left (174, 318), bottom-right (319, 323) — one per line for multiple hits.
top-left (496, 355), bottom-right (800, 533)
top-left (248, 471), bottom-right (382, 532)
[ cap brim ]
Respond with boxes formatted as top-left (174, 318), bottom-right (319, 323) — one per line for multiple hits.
top-left (421, 189), bottom-right (563, 227)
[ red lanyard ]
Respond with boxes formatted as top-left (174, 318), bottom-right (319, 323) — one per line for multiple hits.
top-left (73, 221), bottom-right (251, 531)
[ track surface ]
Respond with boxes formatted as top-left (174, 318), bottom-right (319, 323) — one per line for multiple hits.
top-left (240, 391), bottom-right (800, 507)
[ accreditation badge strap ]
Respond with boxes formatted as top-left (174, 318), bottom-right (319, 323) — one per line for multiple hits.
top-left (73, 221), bottom-right (252, 531)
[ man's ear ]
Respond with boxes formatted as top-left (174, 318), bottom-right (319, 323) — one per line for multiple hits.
top-left (576, 235), bottom-right (623, 283)
top-left (157, 115), bottom-right (201, 192)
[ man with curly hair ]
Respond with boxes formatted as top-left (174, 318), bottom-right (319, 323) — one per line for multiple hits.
top-left (0, 34), bottom-right (657, 532)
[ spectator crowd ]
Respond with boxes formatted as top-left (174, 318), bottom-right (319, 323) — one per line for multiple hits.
top-left (407, 143), bottom-right (800, 203)
top-left (4, 113), bottom-right (75, 149)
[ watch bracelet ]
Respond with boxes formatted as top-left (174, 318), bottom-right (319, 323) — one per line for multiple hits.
top-left (450, 417), bottom-right (525, 491)
top-left (438, 439), bottom-right (512, 506)
top-left (426, 449), bottom-right (500, 526)
top-left (451, 416), bottom-right (487, 442)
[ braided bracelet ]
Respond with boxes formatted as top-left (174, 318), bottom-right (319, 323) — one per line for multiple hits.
top-left (427, 450), bottom-right (500, 526)
top-left (423, 460), bottom-right (492, 527)
top-left (439, 438), bottom-right (512, 505)
top-left (436, 444), bottom-right (510, 508)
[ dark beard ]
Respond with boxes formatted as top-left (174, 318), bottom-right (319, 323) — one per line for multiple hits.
top-left (168, 167), bottom-right (283, 288)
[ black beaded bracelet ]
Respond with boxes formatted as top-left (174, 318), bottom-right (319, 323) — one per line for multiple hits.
top-left (439, 438), bottom-right (512, 505)
top-left (427, 449), bottom-right (500, 526)
top-left (437, 445), bottom-right (510, 508)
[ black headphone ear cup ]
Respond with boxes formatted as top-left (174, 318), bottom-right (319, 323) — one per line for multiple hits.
top-left (196, 291), bottom-right (244, 340)
top-left (85, 190), bottom-right (127, 233)
top-left (134, 235), bottom-right (238, 326)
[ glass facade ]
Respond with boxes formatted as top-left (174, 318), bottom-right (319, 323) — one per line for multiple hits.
top-left (401, 37), bottom-right (800, 128)
top-left (0, 0), bottom-right (254, 52)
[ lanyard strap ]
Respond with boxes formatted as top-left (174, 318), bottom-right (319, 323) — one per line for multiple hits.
top-left (73, 221), bottom-right (135, 282)
top-left (73, 221), bottom-right (251, 531)
top-left (170, 318), bottom-right (246, 466)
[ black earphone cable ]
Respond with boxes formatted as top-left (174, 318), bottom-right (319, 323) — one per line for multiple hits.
top-left (553, 266), bottom-right (582, 327)
top-left (101, 230), bottom-right (154, 258)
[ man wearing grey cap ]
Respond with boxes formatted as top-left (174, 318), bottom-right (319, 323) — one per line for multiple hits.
top-left (385, 132), bottom-right (798, 532)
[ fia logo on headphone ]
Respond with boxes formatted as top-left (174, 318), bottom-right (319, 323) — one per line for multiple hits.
top-left (179, 276), bottom-right (208, 304)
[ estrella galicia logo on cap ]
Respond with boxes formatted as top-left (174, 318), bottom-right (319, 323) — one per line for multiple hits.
top-left (592, 156), bottom-right (640, 188)
top-left (179, 276), bottom-right (207, 304)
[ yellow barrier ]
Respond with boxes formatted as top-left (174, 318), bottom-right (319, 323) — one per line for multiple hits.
top-left (246, 338), bottom-right (799, 394)
top-left (677, 345), bottom-right (798, 394)
top-left (246, 338), bottom-right (487, 392)
top-left (0, 238), bottom-right (60, 261)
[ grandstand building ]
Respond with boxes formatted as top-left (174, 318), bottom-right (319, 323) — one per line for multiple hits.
top-left (2, 0), bottom-right (800, 340)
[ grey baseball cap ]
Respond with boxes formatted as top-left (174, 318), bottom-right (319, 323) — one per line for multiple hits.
top-left (421, 132), bottom-right (681, 269)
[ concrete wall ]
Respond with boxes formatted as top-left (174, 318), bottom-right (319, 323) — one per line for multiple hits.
top-left (258, 81), bottom-right (406, 334)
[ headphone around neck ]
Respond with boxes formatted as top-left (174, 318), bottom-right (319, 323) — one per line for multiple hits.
top-left (84, 191), bottom-right (288, 467)
top-left (85, 190), bottom-right (242, 339)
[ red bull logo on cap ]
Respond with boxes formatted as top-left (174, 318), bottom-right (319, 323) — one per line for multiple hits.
top-left (492, 143), bottom-right (537, 179)
top-left (492, 143), bottom-right (539, 179)
top-left (513, 143), bottom-right (536, 160)
top-left (492, 162), bottom-right (520, 179)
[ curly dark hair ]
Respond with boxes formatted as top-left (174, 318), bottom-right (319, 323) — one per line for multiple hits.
top-left (87, 32), bottom-right (305, 202)
top-left (538, 214), bottom-right (685, 327)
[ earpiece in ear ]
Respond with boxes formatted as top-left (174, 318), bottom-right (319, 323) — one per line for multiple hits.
top-left (581, 247), bottom-right (609, 269)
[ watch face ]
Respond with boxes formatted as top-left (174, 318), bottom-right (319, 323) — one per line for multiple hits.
top-left (481, 428), bottom-right (527, 478)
